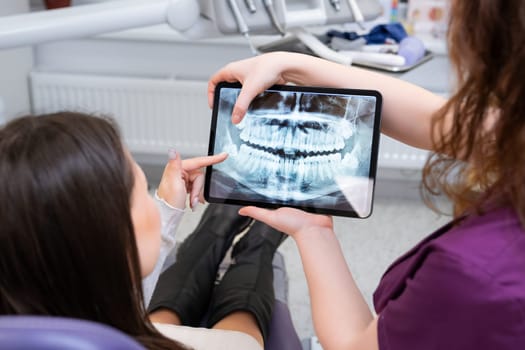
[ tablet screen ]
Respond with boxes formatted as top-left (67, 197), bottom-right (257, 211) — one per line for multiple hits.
top-left (205, 82), bottom-right (382, 218)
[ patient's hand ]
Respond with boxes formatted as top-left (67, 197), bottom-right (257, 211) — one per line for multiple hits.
top-left (238, 206), bottom-right (333, 239)
top-left (157, 151), bottom-right (228, 210)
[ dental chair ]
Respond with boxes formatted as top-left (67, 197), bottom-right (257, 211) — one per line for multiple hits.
top-left (0, 316), bottom-right (145, 350)
top-left (0, 252), bottom-right (302, 350)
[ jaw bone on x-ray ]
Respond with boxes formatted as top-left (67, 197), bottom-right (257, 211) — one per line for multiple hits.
top-left (209, 86), bottom-right (379, 217)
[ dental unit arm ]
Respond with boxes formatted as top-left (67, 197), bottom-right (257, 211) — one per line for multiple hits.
top-left (0, 0), bottom-right (382, 50)
top-left (203, 0), bottom-right (381, 36)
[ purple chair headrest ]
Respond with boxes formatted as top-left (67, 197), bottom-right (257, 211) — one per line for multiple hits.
top-left (0, 316), bottom-right (145, 350)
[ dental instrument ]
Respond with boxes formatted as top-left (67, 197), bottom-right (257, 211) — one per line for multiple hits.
top-left (227, 0), bottom-right (259, 55)
top-left (346, 0), bottom-right (366, 30)
top-left (262, 0), bottom-right (286, 36)
top-left (244, 0), bottom-right (257, 14)
top-left (329, 0), bottom-right (342, 12)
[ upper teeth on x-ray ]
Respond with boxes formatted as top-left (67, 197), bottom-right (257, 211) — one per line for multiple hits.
top-left (213, 88), bottom-right (376, 202)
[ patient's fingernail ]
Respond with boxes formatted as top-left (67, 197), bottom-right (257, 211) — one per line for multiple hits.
top-left (191, 197), bottom-right (200, 211)
top-left (168, 148), bottom-right (177, 160)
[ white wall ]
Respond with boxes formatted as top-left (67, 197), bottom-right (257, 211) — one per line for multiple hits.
top-left (0, 0), bottom-right (33, 123)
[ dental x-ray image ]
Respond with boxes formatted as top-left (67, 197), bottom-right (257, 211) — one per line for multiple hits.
top-left (204, 83), bottom-right (382, 218)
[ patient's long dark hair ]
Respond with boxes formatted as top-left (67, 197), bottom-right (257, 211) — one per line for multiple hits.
top-left (0, 112), bottom-right (186, 350)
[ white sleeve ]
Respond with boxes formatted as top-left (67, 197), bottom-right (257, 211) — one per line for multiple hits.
top-left (154, 323), bottom-right (263, 350)
top-left (142, 190), bottom-right (185, 307)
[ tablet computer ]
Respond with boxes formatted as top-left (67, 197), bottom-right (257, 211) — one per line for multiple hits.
top-left (204, 82), bottom-right (382, 218)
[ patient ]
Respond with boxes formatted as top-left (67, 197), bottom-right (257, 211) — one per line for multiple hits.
top-left (0, 112), bottom-right (285, 350)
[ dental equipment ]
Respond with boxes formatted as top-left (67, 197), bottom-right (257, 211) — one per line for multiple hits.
top-left (204, 0), bottom-right (382, 36)
top-left (0, 0), bottom-right (383, 50)
top-left (330, 0), bottom-right (342, 12)
top-left (292, 27), bottom-right (410, 67)
top-left (227, 0), bottom-right (259, 55)
top-left (244, 0), bottom-right (257, 14)
top-left (0, 0), bottom-right (200, 49)
top-left (346, 0), bottom-right (366, 30)
top-left (291, 28), bottom-right (353, 66)
top-left (338, 50), bottom-right (406, 66)
top-left (262, 0), bottom-right (286, 36)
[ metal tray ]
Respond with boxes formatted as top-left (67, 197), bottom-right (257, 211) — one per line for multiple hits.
top-left (352, 50), bottom-right (433, 73)
top-left (257, 35), bottom-right (433, 73)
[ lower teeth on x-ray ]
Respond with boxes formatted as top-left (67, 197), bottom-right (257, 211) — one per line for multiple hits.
top-left (210, 87), bottom-right (377, 213)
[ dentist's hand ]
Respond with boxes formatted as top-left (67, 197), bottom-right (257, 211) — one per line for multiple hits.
top-left (208, 52), bottom-right (290, 124)
top-left (157, 151), bottom-right (228, 210)
top-left (238, 206), bottom-right (334, 239)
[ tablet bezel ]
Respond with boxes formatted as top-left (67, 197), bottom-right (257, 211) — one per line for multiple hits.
top-left (204, 82), bottom-right (382, 218)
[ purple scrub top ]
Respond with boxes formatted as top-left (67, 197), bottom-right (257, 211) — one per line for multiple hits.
top-left (373, 206), bottom-right (525, 349)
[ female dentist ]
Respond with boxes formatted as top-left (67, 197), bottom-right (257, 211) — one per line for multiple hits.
top-left (207, 0), bottom-right (525, 349)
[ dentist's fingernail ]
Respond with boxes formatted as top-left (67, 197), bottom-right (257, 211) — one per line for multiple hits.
top-left (232, 111), bottom-right (241, 123)
top-left (191, 197), bottom-right (200, 211)
top-left (168, 148), bottom-right (177, 160)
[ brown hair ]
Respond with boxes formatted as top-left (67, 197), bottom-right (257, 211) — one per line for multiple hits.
top-left (422, 0), bottom-right (525, 224)
top-left (0, 112), bottom-right (187, 350)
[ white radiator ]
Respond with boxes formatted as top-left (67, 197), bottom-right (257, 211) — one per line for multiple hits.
top-left (30, 72), bottom-right (211, 157)
top-left (30, 71), bottom-right (429, 169)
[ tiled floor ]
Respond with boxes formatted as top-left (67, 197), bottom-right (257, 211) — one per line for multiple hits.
top-left (169, 195), bottom-right (450, 342)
